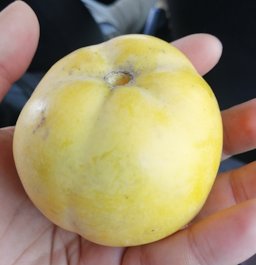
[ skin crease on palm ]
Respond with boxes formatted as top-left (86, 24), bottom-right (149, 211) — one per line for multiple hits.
top-left (0, 1), bottom-right (256, 265)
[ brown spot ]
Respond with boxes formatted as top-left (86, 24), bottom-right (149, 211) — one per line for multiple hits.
top-left (33, 110), bottom-right (46, 134)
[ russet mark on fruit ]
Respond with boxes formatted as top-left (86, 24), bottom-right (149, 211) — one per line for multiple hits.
top-left (13, 34), bottom-right (223, 247)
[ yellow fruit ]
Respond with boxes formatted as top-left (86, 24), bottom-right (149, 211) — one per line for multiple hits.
top-left (13, 34), bottom-right (223, 247)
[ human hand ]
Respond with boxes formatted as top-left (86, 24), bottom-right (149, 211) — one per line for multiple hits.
top-left (1, 2), bottom-right (256, 265)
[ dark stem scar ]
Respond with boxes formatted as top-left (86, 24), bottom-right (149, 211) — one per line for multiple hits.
top-left (104, 71), bottom-right (134, 88)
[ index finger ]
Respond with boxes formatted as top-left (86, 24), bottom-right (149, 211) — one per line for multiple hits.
top-left (0, 1), bottom-right (39, 101)
top-left (172, 33), bottom-right (223, 76)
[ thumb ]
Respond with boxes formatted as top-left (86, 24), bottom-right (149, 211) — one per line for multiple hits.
top-left (0, 1), bottom-right (39, 101)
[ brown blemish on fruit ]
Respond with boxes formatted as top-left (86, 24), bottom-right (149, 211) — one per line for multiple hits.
top-left (33, 110), bottom-right (46, 134)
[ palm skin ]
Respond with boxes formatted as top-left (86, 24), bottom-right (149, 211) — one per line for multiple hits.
top-left (1, 2), bottom-right (256, 265)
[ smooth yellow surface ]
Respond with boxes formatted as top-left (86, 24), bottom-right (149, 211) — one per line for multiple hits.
top-left (13, 34), bottom-right (223, 246)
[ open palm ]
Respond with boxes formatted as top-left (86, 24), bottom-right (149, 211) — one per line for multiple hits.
top-left (1, 2), bottom-right (256, 265)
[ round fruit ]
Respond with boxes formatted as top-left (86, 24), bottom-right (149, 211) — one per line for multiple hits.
top-left (13, 34), bottom-right (223, 246)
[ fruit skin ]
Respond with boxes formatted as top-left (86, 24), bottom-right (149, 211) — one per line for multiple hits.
top-left (13, 34), bottom-right (223, 247)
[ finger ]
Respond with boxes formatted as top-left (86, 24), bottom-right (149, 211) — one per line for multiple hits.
top-left (0, 1), bottom-right (39, 101)
top-left (222, 99), bottom-right (256, 159)
top-left (195, 161), bottom-right (256, 220)
top-left (125, 199), bottom-right (256, 265)
top-left (172, 33), bottom-right (223, 76)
